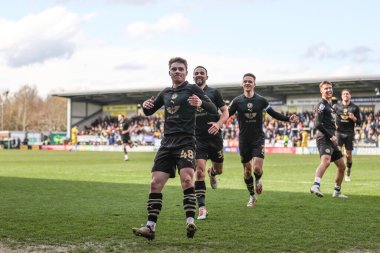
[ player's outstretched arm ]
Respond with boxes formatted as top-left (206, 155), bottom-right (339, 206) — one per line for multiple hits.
top-left (143, 91), bottom-right (164, 116)
top-left (266, 107), bottom-right (290, 122)
top-left (208, 105), bottom-right (229, 135)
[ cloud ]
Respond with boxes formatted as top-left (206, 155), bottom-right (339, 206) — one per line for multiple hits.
top-left (305, 42), bottom-right (330, 59)
top-left (0, 7), bottom-right (94, 67)
top-left (6, 39), bottom-right (74, 67)
top-left (114, 62), bottom-right (146, 70)
top-left (126, 13), bottom-right (190, 39)
top-left (305, 42), bottom-right (375, 63)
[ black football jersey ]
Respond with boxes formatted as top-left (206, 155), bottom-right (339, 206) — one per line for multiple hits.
top-left (315, 99), bottom-right (336, 138)
top-left (119, 119), bottom-right (131, 137)
top-left (143, 81), bottom-right (216, 136)
top-left (228, 93), bottom-right (270, 143)
top-left (334, 102), bottom-right (361, 134)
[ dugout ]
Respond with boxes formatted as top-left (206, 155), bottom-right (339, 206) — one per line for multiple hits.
top-left (52, 76), bottom-right (380, 138)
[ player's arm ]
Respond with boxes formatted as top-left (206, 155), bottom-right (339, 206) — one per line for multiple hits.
top-left (214, 90), bottom-right (229, 126)
top-left (228, 98), bottom-right (238, 116)
top-left (265, 105), bottom-right (299, 123)
top-left (188, 85), bottom-right (217, 114)
top-left (352, 106), bottom-right (362, 126)
top-left (208, 105), bottom-right (229, 135)
top-left (266, 106), bottom-right (289, 121)
top-left (126, 123), bottom-right (136, 134)
top-left (143, 91), bottom-right (164, 116)
top-left (217, 105), bottom-right (229, 126)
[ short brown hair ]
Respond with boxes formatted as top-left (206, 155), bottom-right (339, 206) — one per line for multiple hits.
top-left (243, 73), bottom-right (256, 80)
top-left (193, 65), bottom-right (207, 75)
top-left (319, 80), bottom-right (332, 88)
top-left (341, 89), bottom-right (350, 94)
top-left (169, 57), bottom-right (188, 70)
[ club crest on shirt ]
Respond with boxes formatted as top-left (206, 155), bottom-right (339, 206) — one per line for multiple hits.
top-left (170, 93), bottom-right (178, 104)
top-left (247, 103), bottom-right (253, 112)
top-left (318, 103), bottom-right (325, 113)
top-left (166, 105), bottom-right (180, 114)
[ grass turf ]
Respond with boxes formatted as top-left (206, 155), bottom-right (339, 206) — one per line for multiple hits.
top-left (0, 150), bottom-right (379, 252)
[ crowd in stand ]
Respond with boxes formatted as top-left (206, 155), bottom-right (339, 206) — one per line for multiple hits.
top-left (78, 115), bottom-right (164, 145)
top-left (80, 110), bottom-right (380, 147)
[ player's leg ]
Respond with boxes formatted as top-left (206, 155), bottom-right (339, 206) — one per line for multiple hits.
top-left (252, 157), bottom-right (264, 195)
top-left (345, 135), bottom-right (354, 181)
top-left (332, 150), bottom-right (347, 198)
top-left (310, 154), bottom-right (331, 197)
top-left (345, 150), bottom-right (352, 180)
top-left (132, 171), bottom-right (169, 240)
top-left (122, 141), bottom-right (128, 161)
top-left (207, 138), bottom-right (224, 189)
top-left (240, 143), bottom-right (256, 207)
top-left (243, 160), bottom-right (256, 207)
top-left (195, 158), bottom-right (208, 220)
top-left (178, 146), bottom-right (197, 238)
top-left (208, 160), bottom-right (223, 189)
top-left (180, 167), bottom-right (198, 238)
top-left (310, 137), bottom-right (332, 197)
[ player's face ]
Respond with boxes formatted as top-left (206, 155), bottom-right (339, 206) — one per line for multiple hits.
top-left (320, 84), bottom-right (333, 99)
top-left (193, 67), bottom-right (208, 86)
top-left (169, 62), bottom-right (188, 85)
top-left (242, 76), bottom-right (255, 92)
top-left (341, 90), bottom-right (351, 102)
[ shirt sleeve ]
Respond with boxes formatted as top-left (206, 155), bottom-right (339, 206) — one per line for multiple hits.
top-left (214, 89), bottom-right (226, 109)
top-left (354, 106), bottom-right (362, 126)
top-left (143, 90), bottom-right (165, 116)
top-left (266, 107), bottom-right (290, 122)
top-left (228, 98), bottom-right (238, 116)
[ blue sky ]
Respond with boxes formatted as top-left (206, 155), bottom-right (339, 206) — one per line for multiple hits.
top-left (0, 0), bottom-right (379, 96)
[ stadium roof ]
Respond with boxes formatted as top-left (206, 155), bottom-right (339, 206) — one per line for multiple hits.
top-left (52, 76), bottom-right (380, 105)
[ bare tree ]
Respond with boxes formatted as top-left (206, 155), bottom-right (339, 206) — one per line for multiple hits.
top-left (40, 96), bottom-right (67, 131)
top-left (2, 85), bottom-right (67, 131)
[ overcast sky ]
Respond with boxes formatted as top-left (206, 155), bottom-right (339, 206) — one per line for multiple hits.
top-left (0, 0), bottom-right (379, 97)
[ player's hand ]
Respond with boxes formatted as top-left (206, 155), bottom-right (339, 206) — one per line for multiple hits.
top-left (348, 112), bottom-right (356, 121)
top-left (330, 135), bottom-right (337, 143)
top-left (143, 96), bottom-right (155, 109)
top-left (188, 94), bottom-right (202, 107)
top-left (289, 114), bottom-right (299, 123)
top-left (208, 122), bottom-right (221, 135)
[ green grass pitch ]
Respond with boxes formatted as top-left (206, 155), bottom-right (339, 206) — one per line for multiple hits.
top-left (0, 150), bottom-right (379, 252)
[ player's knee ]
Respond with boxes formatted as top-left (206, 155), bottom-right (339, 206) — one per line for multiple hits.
top-left (253, 167), bottom-right (262, 174)
top-left (195, 168), bottom-right (205, 179)
top-left (181, 176), bottom-right (193, 188)
top-left (150, 183), bottom-right (163, 192)
top-left (321, 156), bottom-right (331, 165)
top-left (150, 178), bottom-right (164, 192)
top-left (214, 164), bottom-right (223, 175)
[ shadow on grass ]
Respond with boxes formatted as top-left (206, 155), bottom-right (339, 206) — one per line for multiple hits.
top-left (1, 176), bottom-right (379, 253)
